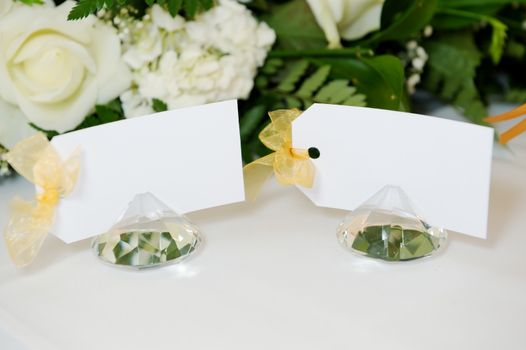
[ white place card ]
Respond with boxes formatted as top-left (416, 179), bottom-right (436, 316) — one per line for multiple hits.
top-left (293, 104), bottom-right (494, 238)
top-left (51, 100), bottom-right (244, 243)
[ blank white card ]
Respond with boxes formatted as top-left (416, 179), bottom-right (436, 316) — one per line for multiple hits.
top-left (293, 104), bottom-right (494, 238)
top-left (51, 100), bottom-right (245, 243)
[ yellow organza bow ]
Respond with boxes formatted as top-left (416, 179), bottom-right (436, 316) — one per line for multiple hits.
top-left (4, 133), bottom-right (80, 267)
top-left (243, 109), bottom-right (315, 200)
top-left (484, 102), bottom-right (526, 144)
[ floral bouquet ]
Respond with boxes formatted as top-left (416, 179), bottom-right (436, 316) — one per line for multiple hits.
top-left (1, 0), bottom-right (526, 178)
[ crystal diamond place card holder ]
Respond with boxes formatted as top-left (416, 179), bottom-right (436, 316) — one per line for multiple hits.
top-left (337, 185), bottom-right (446, 261)
top-left (93, 193), bottom-right (202, 269)
top-left (292, 104), bottom-right (494, 262)
top-left (48, 100), bottom-right (245, 269)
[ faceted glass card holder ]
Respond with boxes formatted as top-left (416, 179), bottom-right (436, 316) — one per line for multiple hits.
top-left (337, 185), bottom-right (447, 262)
top-left (92, 193), bottom-right (202, 269)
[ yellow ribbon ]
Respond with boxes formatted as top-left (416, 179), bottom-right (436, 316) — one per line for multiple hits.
top-left (4, 133), bottom-right (80, 267)
top-left (243, 109), bottom-right (315, 200)
top-left (484, 103), bottom-right (526, 144)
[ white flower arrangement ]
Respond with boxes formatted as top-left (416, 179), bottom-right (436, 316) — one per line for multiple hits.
top-left (0, 0), bottom-right (275, 151)
top-left (117, 0), bottom-right (276, 118)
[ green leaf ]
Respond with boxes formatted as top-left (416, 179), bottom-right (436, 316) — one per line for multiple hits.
top-left (423, 32), bottom-right (487, 123)
top-left (296, 65), bottom-right (331, 99)
top-left (343, 93), bottom-right (367, 107)
top-left (167, 0), bottom-right (183, 16)
top-left (76, 99), bottom-right (125, 130)
top-left (263, 0), bottom-right (327, 50)
top-left (367, 0), bottom-right (438, 43)
top-left (285, 96), bottom-right (303, 109)
top-left (16, 0), bottom-right (44, 5)
top-left (276, 60), bottom-right (309, 93)
top-left (240, 104), bottom-right (268, 141)
top-left (152, 98), bottom-right (168, 112)
top-left (260, 61), bottom-right (367, 110)
top-left (261, 58), bottom-right (284, 75)
top-left (438, 0), bottom-right (526, 9)
top-left (95, 104), bottom-right (122, 123)
top-left (314, 80), bottom-right (366, 107)
top-left (314, 80), bottom-right (348, 103)
top-left (310, 55), bottom-right (405, 110)
top-left (67, 0), bottom-right (99, 20)
top-left (184, 0), bottom-right (199, 18)
top-left (200, 0), bottom-right (213, 10)
top-left (488, 18), bottom-right (507, 64)
top-left (433, 4), bottom-right (513, 29)
top-left (433, 8), bottom-right (508, 63)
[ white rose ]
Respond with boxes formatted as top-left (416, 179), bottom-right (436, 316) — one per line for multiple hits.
top-left (0, 97), bottom-right (36, 148)
top-left (0, 1), bottom-right (131, 133)
top-left (0, 0), bottom-right (13, 17)
top-left (306, 0), bottom-right (384, 48)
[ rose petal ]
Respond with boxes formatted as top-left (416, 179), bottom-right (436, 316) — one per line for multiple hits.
top-left (339, 0), bottom-right (383, 41)
top-left (15, 77), bottom-right (97, 132)
top-left (90, 24), bottom-right (132, 104)
top-left (306, 0), bottom-right (342, 48)
top-left (0, 97), bottom-right (36, 149)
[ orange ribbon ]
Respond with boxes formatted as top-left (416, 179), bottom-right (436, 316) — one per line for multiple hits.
top-left (243, 109), bottom-right (315, 200)
top-left (484, 103), bottom-right (526, 144)
top-left (4, 133), bottom-right (80, 267)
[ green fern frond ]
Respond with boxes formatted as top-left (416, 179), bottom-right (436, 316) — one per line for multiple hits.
top-left (68, 0), bottom-right (105, 20)
top-left (296, 66), bottom-right (331, 99)
top-left (314, 80), bottom-right (366, 106)
top-left (267, 60), bottom-right (366, 109)
top-left (277, 60), bottom-right (309, 93)
top-left (423, 32), bottom-right (487, 123)
top-left (488, 18), bottom-right (507, 64)
top-left (67, 0), bottom-right (215, 21)
top-left (167, 0), bottom-right (183, 16)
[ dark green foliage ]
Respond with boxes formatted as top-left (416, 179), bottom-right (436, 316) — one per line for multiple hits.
top-left (370, 0), bottom-right (438, 43)
top-left (310, 55), bottom-right (405, 110)
top-left (423, 33), bottom-right (488, 123)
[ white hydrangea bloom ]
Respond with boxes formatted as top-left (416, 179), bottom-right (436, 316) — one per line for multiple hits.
top-left (119, 0), bottom-right (276, 118)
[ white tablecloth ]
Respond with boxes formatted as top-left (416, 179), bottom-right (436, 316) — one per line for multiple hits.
top-left (0, 105), bottom-right (525, 350)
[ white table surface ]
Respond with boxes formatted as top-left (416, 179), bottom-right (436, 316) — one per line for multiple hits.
top-left (0, 105), bottom-right (526, 350)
